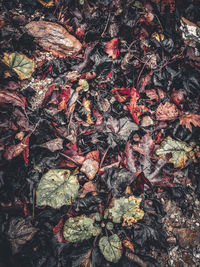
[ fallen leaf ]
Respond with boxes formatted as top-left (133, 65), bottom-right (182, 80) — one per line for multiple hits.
top-left (7, 217), bottom-right (38, 254)
top-left (145, 88), bottom-right (166, 102)
top-left (36, 169), bottom-right (79, 209)
top-left (105, 38), bottom-right (119, 59)
top-left (0, 90), bottom-right (26, 110)
top-left (37, 0), bottom-right (54, 7)
top-left (25, 21), bottom-right (82, 57)
top-left (80, 159), bottom-right (99, 180)
top-left (108, 196), bottom-right (144, 226)
top-left (40, 138), bottom-right (63, 152)
top-left (122, 238), bottom-right (134, 252)
top-left (156, 102), bottom-right (179, 121)
top-left (99, 234), bottom-right (122, 263)
top-left (83, 98), bottom-right (94, 125)
top-left (2, 52), bottom-right (35, 80)
top-left (4, 135), bottom-right (30, 160)
top-left (179, 113), bottom-right (200, 132)
top-left (63, 215), bottom-right (101, 242)
top-left (155, 137), bottom-right (196, 168)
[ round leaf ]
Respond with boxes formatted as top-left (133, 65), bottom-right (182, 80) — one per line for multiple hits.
top-left (63, 215), bottom-right (101, 243)
top-left (99, 234), bottom-right (122, 263)
top-left (36, 169), bottom-right (79, 209)
top-left (108, 196), bottom-right (144, 226)
top-left (2, 52), bottom-right (35, 80)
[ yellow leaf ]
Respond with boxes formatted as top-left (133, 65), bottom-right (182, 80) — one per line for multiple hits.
top-left (37, 0), bottom-right (54, 7)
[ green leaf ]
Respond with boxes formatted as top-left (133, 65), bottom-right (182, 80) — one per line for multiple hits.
top-left (99, 234), bottom-right (122, 263)
top-left (36, 169), bottom-right (79, 209)
top-left (2, 52), bottom-right (35, 80)
top-left (155, 136), bottom-right (195, 168)
top-left (108, 196), bottom-right (144, 226)
top-left (78, 79), bottom-right (89, 92)
top-left (63, 215), bottom-right (101, 243)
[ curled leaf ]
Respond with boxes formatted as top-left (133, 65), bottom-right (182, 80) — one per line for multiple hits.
top-left (63, 215), bottom-right (101, 243)
top-left (99, 234), bottom-right (122, 263)
top-left (2, 52), bottom-right (35, 80)
top-left (155, 137), bottom-right (196, 168)
top-left (108, 196), bottom-right (144, 226)
top-left (36, 169), bottom-right (79, 209)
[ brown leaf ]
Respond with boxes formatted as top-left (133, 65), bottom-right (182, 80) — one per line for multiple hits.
top-left (4, 135), bottom-right (29, 160)
top-left (81, 181), bottom-right (97, 195)
top-left (80, 159), bottom-right (99, 180)
top-left (0, 90), bottom-right (26, 110)
top-left (40, 138), bottom-right (63, 152)
top-left (105, 38), bottom-right (119, 59)
top-left (7, 217), bottom-right (38, 254)
top-left (145, 88), bottom-right (166, 102)
top-left (179, 113), bottom-right (200, 132)
top-left (25, 21), bottom-right (82, 57)
top-left (156, 102), bottom-right (179, 121)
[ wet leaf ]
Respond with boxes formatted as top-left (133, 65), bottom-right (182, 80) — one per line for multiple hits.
top-left (179, 113), bottom-right (200, 132)
top-left (108, 196), bottom-right (144, 226)
top-left (63, 215), bottom-right (101, 243)
top-left (2, 52), bottom-right (35, 80)
top-left (36, 169), bottom-right (79, 209)
top-left (155, 137), bottom-right (196, 168)
top-left (105, 38), bottom-right (119, 59)
top-left (7, 217), bottom-right (38, 254)
top-left (99, 234), bottom-right (122, 263)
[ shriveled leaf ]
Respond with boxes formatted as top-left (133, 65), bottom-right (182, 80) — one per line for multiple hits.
top-left (99, 234), bottom-right (122, 263)
top-left (2, 52), bottom-right (35, 80)
top-left (80, 159), bottom-right (99, 180)
top-left (156, 102), bottom-right (179, 121)
top-left (7, 217), bottom-right (38, 254)
top-left (83, 98), bottom-right (94, 125)
top-left (36, 169), bottom-right (79, 209)
top-left (108, 196), bottom-right (144, 226)
top-left (40, 138), bottom-right (63, 152)
top-left (179, 113), bottom-right (200, 132)
top-left (63, 215), bottom-right (101, 243)
top-left (4, 135), bottom-right (29, 160)
top-left (145, 88), bottom-right (166, 102)
top-left (155, 137), bottom-right (196, 168)
top-left (105, 38), bottom-right (119, 59)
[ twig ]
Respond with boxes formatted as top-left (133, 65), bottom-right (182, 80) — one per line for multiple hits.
top-left (32, 187), bottom-right (36, 219)
top-left (101, 12), bottom-right (111, 38)
top-left (60, 153), bottom-right (82, 165)
top-left (99, 146), bottom-right (110, 169)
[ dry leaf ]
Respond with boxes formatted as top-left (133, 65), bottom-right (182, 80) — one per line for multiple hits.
top-left (25, 21), bottom-right (82, 57)
top-left (122, 238), bottom-right (134, 252)
top-left (156, 102), bottom-right (179, 121)
top-left (179, 113), bottom-right (200, 132)
top-left (80, 159), bottom-right (99, 180)
top-left (105, 38), bottom-right (119, 59)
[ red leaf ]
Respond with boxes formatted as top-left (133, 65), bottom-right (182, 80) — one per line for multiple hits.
top-left (23, 136), bottom-right (30, 164)
top-left (105, 38), bottom-right (119, 59)
top-left (85, 150), bottom-right (100, 162)
top-left (53, 218), bottom-right (66, 243)
top-left (129, 87), bottom-right (140, 124)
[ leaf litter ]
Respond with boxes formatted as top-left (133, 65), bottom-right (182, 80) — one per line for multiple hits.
top-left (0, 0), bottom-right (200, 266)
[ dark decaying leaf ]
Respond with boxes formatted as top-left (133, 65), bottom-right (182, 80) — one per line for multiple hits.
top-left (103, 167), bottom-right (135, 197)
top-left (0, 90), bottom-right (26, 110)
top-left (6, 217), bottom-right (38, 254)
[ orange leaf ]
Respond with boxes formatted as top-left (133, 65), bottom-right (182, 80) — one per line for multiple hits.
top-left (179, 113), bottom-right (200, 132)
top-left (105, 38), bottom-right (119, 59)
top-left (122, 238), bottom-right (134, 252)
